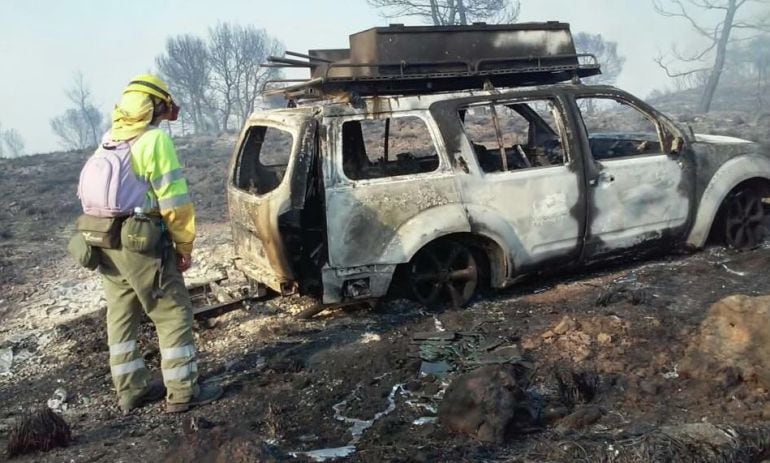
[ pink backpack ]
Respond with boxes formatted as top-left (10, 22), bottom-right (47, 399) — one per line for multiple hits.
top-left (78, 132), bottom-right (150, 217)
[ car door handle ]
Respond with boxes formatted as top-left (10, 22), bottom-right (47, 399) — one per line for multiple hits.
top-left (457, 155), bottom-right (470, 174)
top-left (589, 172), bottom-right (615, 187)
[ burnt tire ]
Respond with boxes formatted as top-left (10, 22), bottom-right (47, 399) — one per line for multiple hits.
top-left (408, 240), bottom-right (479, 309)
top-left (719, 187), bottom-right (766, 250)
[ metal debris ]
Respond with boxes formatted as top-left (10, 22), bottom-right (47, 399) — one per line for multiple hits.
top-left (0, 348), bottom-right (12, 375)
top-left (411, 331), bottom-right (529, 375)
top-left (721, 263), bottom-right (749, 277)
top-left (46, 388), bottom-right (69, 412)
top-left (412, 417), bottom-right (437, 426)
top-left (662, 365), bottom-right (680, 380)
top-left (433, 315), bottom-right (446, 332)
top-left (299, 446), bottom-right (356, 462)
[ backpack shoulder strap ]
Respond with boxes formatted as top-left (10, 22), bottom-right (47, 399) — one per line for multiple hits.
top-left (101, 128), bottom-right (151, 150)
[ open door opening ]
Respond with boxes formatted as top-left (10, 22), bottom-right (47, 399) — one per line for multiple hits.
top-left (229, 119), bottom-right (327, 296)
top-left (279, 123), bottom-right (327, 297)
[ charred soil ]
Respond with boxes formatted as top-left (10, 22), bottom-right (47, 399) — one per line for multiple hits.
top-left (2, 123), bottom-right (770, 462)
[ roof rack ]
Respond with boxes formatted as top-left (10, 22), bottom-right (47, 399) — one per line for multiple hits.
top-left (263, 22), bottom-right (601, 100)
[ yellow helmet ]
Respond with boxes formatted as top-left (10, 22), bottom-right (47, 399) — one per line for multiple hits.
top-left (124, 74), bottom-right (173, 104)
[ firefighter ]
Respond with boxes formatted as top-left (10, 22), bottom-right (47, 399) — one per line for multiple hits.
top-left (84, 74), bottom-right (222, 414)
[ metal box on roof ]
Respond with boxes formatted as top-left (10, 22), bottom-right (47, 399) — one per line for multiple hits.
top-left (266, 22), bottom-right (600, 98)
top-left (343, 22), bottom-right (579, 78)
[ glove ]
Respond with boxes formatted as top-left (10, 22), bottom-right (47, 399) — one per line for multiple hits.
top-left (176, 253), bottom-right (192, 273)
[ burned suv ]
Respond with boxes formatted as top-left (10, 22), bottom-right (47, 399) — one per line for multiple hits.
top-left (227, 23), bottom-right (769, 309)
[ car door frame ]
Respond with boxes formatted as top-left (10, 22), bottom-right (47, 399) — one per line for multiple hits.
top-left (565, 87), bottom-right (697, 261)
top-left (227, 113), bottom-right (318, 295)
top-left (431, 89), bottom-right (592, 281)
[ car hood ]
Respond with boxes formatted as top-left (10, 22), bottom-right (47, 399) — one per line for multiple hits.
top-left (691, 133), bottom-right (759, 160)
top-left (693, 134), bottom-right (755, 145)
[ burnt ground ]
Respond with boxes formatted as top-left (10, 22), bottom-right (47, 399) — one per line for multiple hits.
top-left (3, 225), bottom-right (770, 462)
top-left (0, 113), bottom-right (769, 462)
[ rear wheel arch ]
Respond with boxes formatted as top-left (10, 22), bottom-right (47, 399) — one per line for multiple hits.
top-left (398, 232), bottom-right (509, 308)
top-left (446, 232), bottom-right (509, 288)
top-left (407, 232), bottom-right (509, 284)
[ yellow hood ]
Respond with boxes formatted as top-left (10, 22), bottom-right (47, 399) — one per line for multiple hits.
top-left (111, 91), bottom-right (154, 141)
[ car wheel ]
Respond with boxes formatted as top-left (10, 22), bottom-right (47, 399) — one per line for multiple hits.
top-left (722, 187), bottom-right (766, 249)
top-left (408, 240), bottom-right (479, 309)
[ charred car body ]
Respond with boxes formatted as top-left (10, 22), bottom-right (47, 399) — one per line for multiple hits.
top-left (227, 23), bottom-right (769, 308)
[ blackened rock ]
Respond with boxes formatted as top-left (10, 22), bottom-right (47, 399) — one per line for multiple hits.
top-left (555, 369), bottom-right (600, 407)
top-left (438, 365), bottom-right (524, 443)
top-left (554, 405), bottom-right (605, 433)
top-left (718, 366), bottom-right (743, 390)
top-left (164, 427), bottom-right (287, 463)
top-left (638, 378), bottom-right (663, 396)
top-left (540, 404), bottom-right (570, 426)
top-left (596, 286), bottom-right (651, 307)
top-left (630, 288), bottom-right (652, 305)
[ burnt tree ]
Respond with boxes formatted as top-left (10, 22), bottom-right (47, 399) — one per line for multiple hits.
top-left (367, 0), bottom-right (520, 25)
top-left (208, 23), bottom-right (282, 131)
top-left (49, 72), bottom-right (104, 151)
top-left (654, 0), bottom-right (770, 113)
top-left (573, 32), bottom-right (625, 85)
top-left (2, 128), bottom-right (25, 158)
top-left (159, 24), bottom-right (281, 133)
top-left (156, 35), bottom-right (213, 134)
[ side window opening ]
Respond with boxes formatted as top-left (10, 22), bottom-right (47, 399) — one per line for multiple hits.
top-left (342, 115), bottom-right (440, 181)
top-left (235, 125), bottom-right (294, 195)
top-left (461, 99), bottom-right (566, 173)
top-left (577, 97), bottom-right (663, 161)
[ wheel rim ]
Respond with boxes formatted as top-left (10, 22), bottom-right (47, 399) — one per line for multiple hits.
top-left (725, 189), bottom-right (765, 249)
top-left (409, 241), bottom-right (478, 308)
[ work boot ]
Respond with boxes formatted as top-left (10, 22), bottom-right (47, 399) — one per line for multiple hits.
top-left (119, 380), bottom-right (166, 415)
top-left (165, 383), bottom-right (224, 413)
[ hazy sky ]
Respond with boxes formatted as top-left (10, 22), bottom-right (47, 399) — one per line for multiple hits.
top-left (0, 0), bottom-right (761, 154)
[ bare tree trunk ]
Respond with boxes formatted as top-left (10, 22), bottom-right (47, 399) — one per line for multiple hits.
top-left (757, 55), bottom-right (768, 110)
top-left (447, 0), bottom-right (457, 25)
top-left (457, 0), bottom-right (468, 25)
top-left (698, 0), bottom-right (737, 113)
top-left (221, 94), bottom-right (232, 132)
top-left (69, 73), bottom-right (100, 146)
top-left (193, 101), bottom-right (205, 134)
top-left (78, 91), bottom-right (99, 145)
top-left (429, 0), bottom-right (441, 25)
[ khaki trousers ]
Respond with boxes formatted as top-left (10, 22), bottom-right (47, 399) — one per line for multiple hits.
top-left (98, 243), bottom-right (198, 404)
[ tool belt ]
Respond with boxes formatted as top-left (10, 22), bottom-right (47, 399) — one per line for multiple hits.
top-left (67, 232), bottom-right (100, 270)
top-left (121, 214), bottom-right (162, 255)
top-left (75, 214), bottom-right (125, 249)
top-left (68, 214), bottom-right (125, 270)
top-left (69, 213), bottom-right (165, 271)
